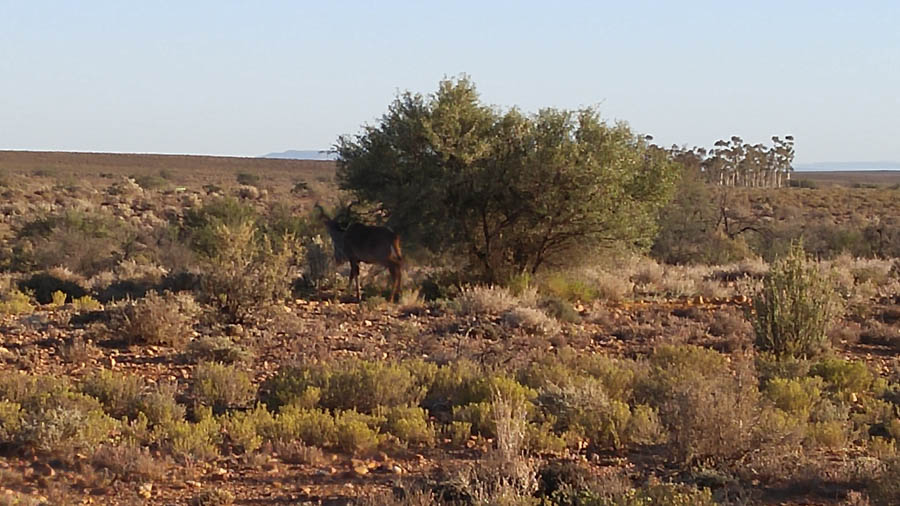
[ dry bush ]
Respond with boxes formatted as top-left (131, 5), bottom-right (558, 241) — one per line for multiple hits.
top-left (591, 271), bottom-right (634, 302)
top-left (638, 345), bottom-right (761, 464)
top-left (92, 441), bottom-right (169, 482)
top-left (455, 285), bottom-right (520, 316)
top-left (630, 258), bottom-right (665, 288)
top-left (187, 335), bottom-right (252, 364)
top-left (115, 290), bottom-right (200, 348)
top-left (301, 233), bottom-right (337, 289)
top-left (860, 321), bottom-right (900, 349)
top-left (270, 440), bottom-right (326, 466)
top-left (55, 336), bottom-right (101, 363)
top-left (190, 488), bottom-right (235, 506)
top-left (657, 268), bottom-right (699, 298)
top-left (114, 258), bottom-right (169, 285)
top-left (696, 278), bottom-right (733, 300)
top-left (870, 457), bottom-right (900, 505)
top-left (502, 306), bottom-right (560, 336)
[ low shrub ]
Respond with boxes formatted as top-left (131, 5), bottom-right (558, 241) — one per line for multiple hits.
top-left (455, 285), bottom-right (520, 316)
top-left (187, 335), bottom-right (252, 364)
top-left (115, 290), bottom-right (200, 347)
top-left (221, 403), bottom-right (275, 454)
top-left (376, 405), bottom-right (435, 447)
top-left (262, 359), bottom-right (433, 414)
top-left (156, 408), bottom-right (221, 462)
top-left (638, 345), bottom-right (760, 463)
top-left (80, 369), bottom-right (144, 420)
top-left (199, 220), bottom-right (298, 323)
top-left (334, 409), bottom-right (384, 455)
top-left (751, 242), bottom-right (843, 359)
top-left (191, 362), bottom-right (255, 412)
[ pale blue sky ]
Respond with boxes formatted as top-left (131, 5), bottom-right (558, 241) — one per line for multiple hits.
top-left (1, 1), bottom-right (898, 164)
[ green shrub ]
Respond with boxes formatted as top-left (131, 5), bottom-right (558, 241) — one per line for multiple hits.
top-left (156, 407), bottom-right (221, 461)
top-left (805, 420), bottom-right (848, 449)
top-left (80, 369), bottom-right (144, 419)
top-left (50, 289), bottom-right (67, 307)
top-left (221, 404), bottom-right (275, 454)
top-left (19, 401), bottom-right (118, 455)
top-left (199, 220), bottom-right (297, 323)
top-left (334, 410), bottom-right (384, 455)
top-left (301, 234), bottom-right (337, 289)
top-left (181, 197), bottom-right (257, 257)
top-left (526, 421), bottom-right (569, 454)
top-left (272, 406), bottom-right (336, 446)
top-left (751, 242), bottom-right (843, 359)
top-left (0, 373), bottom-right (119, 455)
top-left (12, 210), bottom-right (133, 277)
top-left (116, 290), bottom-right (200, 348)
top-left (262, 359), bottom-right (433, 414)
top-left (322, 360), bottom-right (430, 412)
top-left (809, 357), bottom-right (874, 396)
top-left (236, 171), bottom-right (260, 187)
top-left (135, 381), bottom-right (186, 427)
top-left (453, 401), bottom-right (495, 437)
top-left (426, 359), bottom-right (483, 408)
top-left (191, 362), bottom-right (255, 412)
top-left (535, 378), bottom-right (651, 450)
top-left (72, 295), bottom-right (102, 311)
top-left (622, 481), bottom-right (716, 506)
top-left (763, 377), bottom-right (823, 417)
top-left (542, 273), bottom-right (598, 303)
top-left (376, 405), bottom-right (435, 446)
top-left (0, 400), bottom-right (24, 441)
top-left (0, 288), bottom-right (33, 314)
top-left (445, 420), bottom-right (472, 446)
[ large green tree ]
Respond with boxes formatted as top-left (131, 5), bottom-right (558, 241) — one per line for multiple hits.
top-left (335, 77), bottom-right (679, 282)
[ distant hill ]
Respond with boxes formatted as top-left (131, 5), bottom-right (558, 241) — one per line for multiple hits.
top-left (264, 149), bottom-right (336, 161)
top-left (795, 161), bottom-right (900, 171)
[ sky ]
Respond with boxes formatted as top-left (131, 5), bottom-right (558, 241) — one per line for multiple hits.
top-left (1, 1), bottom-right (898, 165)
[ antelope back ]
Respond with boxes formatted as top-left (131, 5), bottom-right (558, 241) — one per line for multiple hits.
top-left (343, 223), bottom-right (402, 266)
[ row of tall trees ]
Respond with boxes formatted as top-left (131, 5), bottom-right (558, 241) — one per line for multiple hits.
top-left (659, 136), bottom-right (795, 188)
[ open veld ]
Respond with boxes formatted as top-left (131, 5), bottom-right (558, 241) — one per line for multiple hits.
top-left (792, 171), bottom-right (900, 188)
top-left (1, 151), bottom-right (900, 505)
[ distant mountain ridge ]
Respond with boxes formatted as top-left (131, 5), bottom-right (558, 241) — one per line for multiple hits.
top-left (795, 161), bottom-right (900, 171)
top-left (263, 149), bottom-right (336, 161)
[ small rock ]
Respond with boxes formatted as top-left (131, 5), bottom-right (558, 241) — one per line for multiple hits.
top-left (138, 483), bottom-right (152, 499)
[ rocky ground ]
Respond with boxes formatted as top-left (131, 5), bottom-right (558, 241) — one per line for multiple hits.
top-left (2, 291), bottom-right (899, 505)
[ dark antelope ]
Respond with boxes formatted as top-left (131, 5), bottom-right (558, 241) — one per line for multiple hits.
top-left (315, 203), bottom-right (403, 302)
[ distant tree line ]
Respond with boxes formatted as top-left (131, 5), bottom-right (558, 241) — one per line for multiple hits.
top-left (654, 135), bottom-right (795, 188)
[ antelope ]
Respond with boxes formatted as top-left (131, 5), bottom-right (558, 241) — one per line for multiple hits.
top-left (315, 203), bottom-right (403, 302)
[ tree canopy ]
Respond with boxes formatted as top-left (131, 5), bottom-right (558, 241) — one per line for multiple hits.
top-left (335, 77), bottom-right (680, 282)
